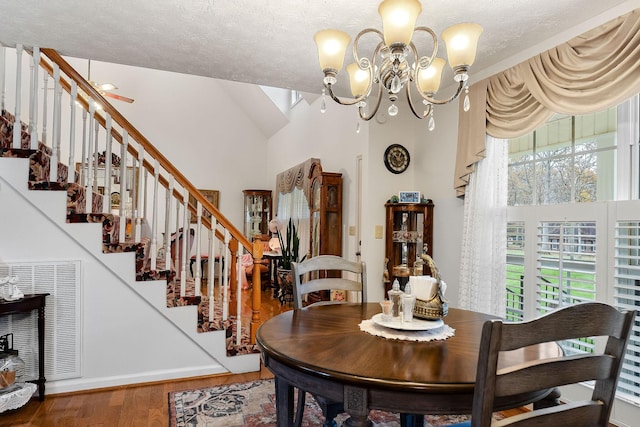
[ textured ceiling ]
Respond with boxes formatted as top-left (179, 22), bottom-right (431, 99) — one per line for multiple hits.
top-left (0, 0), bottom-right (636, 96)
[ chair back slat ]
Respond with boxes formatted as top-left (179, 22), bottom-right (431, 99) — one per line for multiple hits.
top-left (495, 354), bottom-right (615, 397)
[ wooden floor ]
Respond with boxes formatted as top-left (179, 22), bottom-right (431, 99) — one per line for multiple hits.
top-left (0, 285), bottom-right (289, 427)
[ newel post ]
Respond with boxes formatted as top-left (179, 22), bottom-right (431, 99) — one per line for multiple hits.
top-left (251, 240), bottom-right (263, 343)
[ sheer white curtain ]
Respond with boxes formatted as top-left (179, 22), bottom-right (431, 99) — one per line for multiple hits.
top-left (276, 187), bottom-right (310, 259)
top-left (458, 136), bottom-right (508, 316)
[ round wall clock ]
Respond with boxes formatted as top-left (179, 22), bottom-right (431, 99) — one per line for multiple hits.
top-left (383, 144), bottom-right (410, 174)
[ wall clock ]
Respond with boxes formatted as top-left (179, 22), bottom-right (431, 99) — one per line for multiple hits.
top-left (383, 144), bottom-right (410, 174)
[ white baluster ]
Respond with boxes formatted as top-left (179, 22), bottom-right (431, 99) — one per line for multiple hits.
top-left (0, 45), bottom-right (6, 112)
top-left (92, 118), bottom-right (99, 203)
top-left (173, 199), bottom-right (181, 273)
top-left (67, 81), bottom-right (77, 185)
top-left (118, 130), bottom-right (128, 242)
top-left (222, 229), bottom-right (231, 321)
top-left (165, 177), bottom-right (174, 269)
top-left (150, 160), bottom-right (160, 271)
top-left (50, 63), bottom-right (62, 182)
top-left (195, 201), bottom-right (202, 293)
top-left (236, 244), bottom-right (242, 346)
top-left (13, 44), bottom-right (23, 149)
top-left (135, 148), bottom-right (145, 241)
top-left (104, 113), bottom-right (112, 211)
top-left (208, 220), bottom-right (217, 323)
top-left (78, 108), bottom-right (89, 187)
top-left (180, 187), bottom-right (190, 296)
top-left (85, 103), bottom-right (95, 213)
top-left (29, 47), bottom-right (39, 150)
top-left (143, 168), bottom-right (148, 220)
top-left (79, 108), bottom-right (87, 187)
top-left (41, 73), bottom-right (48, 145)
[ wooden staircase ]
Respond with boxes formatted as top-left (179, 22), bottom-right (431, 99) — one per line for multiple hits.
top-left (0, 45), bottom-right (266, 379)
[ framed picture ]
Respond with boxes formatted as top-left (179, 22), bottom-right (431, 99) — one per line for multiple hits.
top-left (399, 191), bottom-right (420, 203)
top-left (190, 189), bottom-right (220, 223)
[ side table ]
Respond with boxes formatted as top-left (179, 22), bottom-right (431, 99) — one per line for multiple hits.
top-left (263, 251), bottom-right (282, 297)
top-left (0, 294), bottom-right (49, 401)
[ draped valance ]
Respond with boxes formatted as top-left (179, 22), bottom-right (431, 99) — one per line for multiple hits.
top-left (455, 9), bottom-right (640, 196)
top-left (275, 158), bottom-right (320, 201)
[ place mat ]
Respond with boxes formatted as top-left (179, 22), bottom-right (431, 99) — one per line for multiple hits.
top-left (359, 318), bottom-right (455, 342)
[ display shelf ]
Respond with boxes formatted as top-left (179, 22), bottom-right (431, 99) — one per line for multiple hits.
top-left (384, 202), bottom-right (434, 293)
top-left (243, 190), bottom-right (272, 241)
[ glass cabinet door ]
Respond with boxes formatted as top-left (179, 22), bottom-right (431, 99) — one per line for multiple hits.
top-left (384, 202), bottom-right (434, 293)
top-left (243, 190), bottom-right (272, 240)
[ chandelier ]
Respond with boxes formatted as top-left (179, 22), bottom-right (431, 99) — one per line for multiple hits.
top-left (314, 0), bottom-right (482, 130)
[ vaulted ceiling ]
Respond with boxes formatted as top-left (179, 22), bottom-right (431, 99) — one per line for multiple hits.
top-left (0, 0), bottom-right (635, 98)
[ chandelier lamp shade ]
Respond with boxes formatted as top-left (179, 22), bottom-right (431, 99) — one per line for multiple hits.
top-left (314, 0), bottom-right (482, 130)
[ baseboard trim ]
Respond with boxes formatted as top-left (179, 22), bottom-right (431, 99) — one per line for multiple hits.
top-left (44, 365), bottom-right (229, 395)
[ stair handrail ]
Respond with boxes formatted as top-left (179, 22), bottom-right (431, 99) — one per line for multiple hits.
top-left (38, 48), bottom-right (251, 252)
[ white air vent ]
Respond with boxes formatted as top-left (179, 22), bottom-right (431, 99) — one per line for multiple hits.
top-left (0, 261), bottom-right (81, 381)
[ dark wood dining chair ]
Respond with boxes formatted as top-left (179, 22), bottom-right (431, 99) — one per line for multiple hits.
top-left (449, 302), bottom-right (636, 427)
top-left (290, 255), bottom-right (367, 427)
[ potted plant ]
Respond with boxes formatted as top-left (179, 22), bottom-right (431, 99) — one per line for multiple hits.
top-left (274, 218), bottom-right (306, 304)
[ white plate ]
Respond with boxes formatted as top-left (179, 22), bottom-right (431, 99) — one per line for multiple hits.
top-left (371, 313), bottom-right (444, 331)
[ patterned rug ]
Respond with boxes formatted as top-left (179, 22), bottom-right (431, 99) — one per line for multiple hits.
top-left (168, 379), bottom-right (473, 427)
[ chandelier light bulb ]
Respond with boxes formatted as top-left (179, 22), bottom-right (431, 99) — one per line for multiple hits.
top-left (378, 0), bottom-right (422, 46)
top-left (347, 63), bottom-right (371, 97)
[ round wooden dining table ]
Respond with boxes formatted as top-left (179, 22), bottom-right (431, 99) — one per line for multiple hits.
top-left (256, 303), bottom-right (562, 427)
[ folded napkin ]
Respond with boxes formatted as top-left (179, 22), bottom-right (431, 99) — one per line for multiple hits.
top-left (408, 275), bottom-right (438, 301)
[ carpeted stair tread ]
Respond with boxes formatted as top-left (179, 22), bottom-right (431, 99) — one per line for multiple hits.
top-left (28, 181), bottom-right (70, 191)
top-left (0, 147), bottom-right (38, 158)
top-left (28, 149), bottom-right (69, 184)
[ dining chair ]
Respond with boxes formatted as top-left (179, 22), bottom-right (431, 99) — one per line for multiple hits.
top-left (448, 302), bottom-right (636, 427)
top-left (290, 255), bottom-right (367, 427)
top-left (292, 254), bottom-right (367, 309)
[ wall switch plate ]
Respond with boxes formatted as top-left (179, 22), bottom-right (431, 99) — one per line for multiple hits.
top-left (348, 226), bottom-right (356, 236)
top-left (375, 225), bottom-right (383, 239)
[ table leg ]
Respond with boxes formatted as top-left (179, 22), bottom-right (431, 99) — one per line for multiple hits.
top-left (342, 385), bottom-right (372, 427)
top-left (400, 413), bottom-right (424, 427)
top-left (37, 305), bottom-right (46, 401)
top-left (342, 415), bottom-right (372, 427)
top-left (274, 376), bottom-right (295, 427)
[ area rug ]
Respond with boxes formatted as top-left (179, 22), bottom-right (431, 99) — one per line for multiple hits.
top-left (168, 378), bottom-right (474, 427)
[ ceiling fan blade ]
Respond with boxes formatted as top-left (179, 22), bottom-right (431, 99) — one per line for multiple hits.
top-left (102, 92), bottom-right (135, 103)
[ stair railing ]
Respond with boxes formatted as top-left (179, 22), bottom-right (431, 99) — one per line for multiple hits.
top-left (1, 45), bottom-right (264, 345)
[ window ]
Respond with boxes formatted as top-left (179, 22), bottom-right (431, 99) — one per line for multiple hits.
top-left (506, 221), bottom-right (525, 321)
top-left (536, 221), bottom-right (597, 316)
top-left (614, 220), bottom-right (640, 400)
top-left (508, 109), bottom-right (618, 206)
top-left (290, 90), bottom-right (302, 108)
top-left (506, 95), bottom-right (640, 405)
